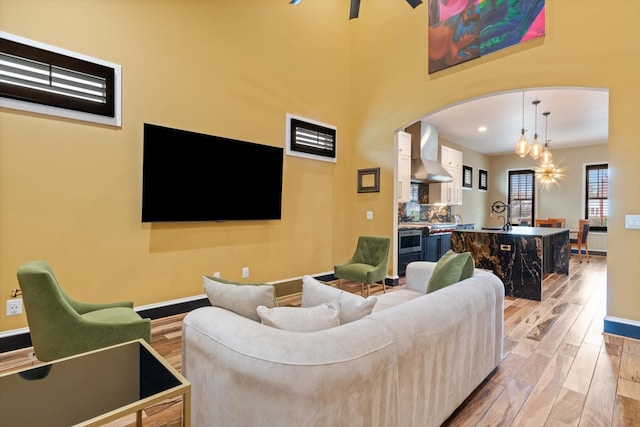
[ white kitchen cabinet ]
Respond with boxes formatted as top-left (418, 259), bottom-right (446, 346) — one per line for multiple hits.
top-left (397, 131), bottom-right (412, 203)
top-left (429, 146), bottom-right (462, 205)
top-left (441, 145), bottom-right (463, 170)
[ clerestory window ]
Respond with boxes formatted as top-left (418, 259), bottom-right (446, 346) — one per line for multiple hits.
top-left (0, 32), bottom-right (121, 126)
top-left (285, 113), bottom-right (336, 163)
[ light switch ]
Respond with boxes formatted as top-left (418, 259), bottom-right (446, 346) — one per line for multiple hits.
top-left (625, 215), bottom-right (640, 229)
top-left (366, 211), bottom-right (374, 220)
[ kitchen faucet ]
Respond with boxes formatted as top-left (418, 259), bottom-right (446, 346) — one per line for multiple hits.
top-left (491, 201), bottom-right (512, 231)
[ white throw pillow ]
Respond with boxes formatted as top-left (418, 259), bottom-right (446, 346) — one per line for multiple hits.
top-left (203, 276), bottom-right (276, 322)
top-left (256, 301), bottom-right (340, 332)
top-left (301, 275), bottom-right (377, 324)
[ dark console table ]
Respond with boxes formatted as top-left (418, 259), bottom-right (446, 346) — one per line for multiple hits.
top-left (452, 226), bottom-right (569, 301)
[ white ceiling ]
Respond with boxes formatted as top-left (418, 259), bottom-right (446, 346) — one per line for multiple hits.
top-left (417, 88), bottom-right (609, 156)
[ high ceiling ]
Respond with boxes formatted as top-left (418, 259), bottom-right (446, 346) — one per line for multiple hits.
top-left (419, 88), bottom-right (609, 156)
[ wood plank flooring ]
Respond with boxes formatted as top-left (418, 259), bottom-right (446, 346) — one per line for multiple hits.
top-left (2, 255), bottom-right (639, 426)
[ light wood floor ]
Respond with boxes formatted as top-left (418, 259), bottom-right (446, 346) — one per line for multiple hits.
top-left (1, 255), bottom-right (639, 426)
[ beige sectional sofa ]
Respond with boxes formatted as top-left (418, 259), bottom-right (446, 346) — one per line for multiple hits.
top-left (182, 262), bottom-right (504, 427)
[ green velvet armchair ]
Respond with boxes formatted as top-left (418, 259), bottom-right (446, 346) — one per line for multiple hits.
top-left (334, 236), bottom-right (391, 297)
top-left (16, 260), bottom-right (151, 362)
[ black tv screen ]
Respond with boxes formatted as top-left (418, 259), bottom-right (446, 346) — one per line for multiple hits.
top-left (142, 123), bottom-right (283, 222)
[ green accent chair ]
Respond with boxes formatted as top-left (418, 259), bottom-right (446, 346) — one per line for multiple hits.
top-left (16, 260), bottom-right (151, 362)
top-left (334, 236), bottom-right (391, 297)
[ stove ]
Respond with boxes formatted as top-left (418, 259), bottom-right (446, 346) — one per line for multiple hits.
top-left (398, 222), bottom-right (457, 274)
top-left (428, 224), bottom-right (457, 235)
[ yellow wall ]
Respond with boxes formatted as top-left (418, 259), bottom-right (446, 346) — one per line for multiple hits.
top-left (1, 0), bottom-right (639, 334)
top-left (348, 0), bottom-right (639, 323)
top-left (0, 0), bottom-right (368, 331)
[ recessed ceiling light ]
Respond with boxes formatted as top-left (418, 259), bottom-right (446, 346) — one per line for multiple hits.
top-left (478, 126), bottom-right (487, 132)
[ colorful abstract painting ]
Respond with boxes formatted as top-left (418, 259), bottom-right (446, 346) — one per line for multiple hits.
top-left (428, 0), bottom-right (545, 74)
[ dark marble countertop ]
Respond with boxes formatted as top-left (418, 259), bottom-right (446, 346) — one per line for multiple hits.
top-left (455, 226), bottom-right (569, 237)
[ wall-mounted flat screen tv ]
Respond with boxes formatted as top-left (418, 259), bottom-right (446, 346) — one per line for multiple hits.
top-left (142, 123), bottom-right (283, 222)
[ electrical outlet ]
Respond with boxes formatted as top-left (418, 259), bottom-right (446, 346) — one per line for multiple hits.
top-left (6, 299), bottom-right (22, 316)
top-left (213, 272), bottom-right (220, 278)
top-left (242, 267), bottom-right (249, 278)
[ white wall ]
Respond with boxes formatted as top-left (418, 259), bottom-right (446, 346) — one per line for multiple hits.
top-left (441, 139), bottom-right (490, 228)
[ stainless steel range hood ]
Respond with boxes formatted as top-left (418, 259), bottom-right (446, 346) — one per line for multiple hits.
top-left (411, 158), bottom-right (453, 183)
top-left (407, 121), bottom-right (453, 183)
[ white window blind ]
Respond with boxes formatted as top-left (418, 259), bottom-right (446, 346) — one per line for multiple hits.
top-left (0, 52), bottom-right (108, 104)
top-left (293, 125), bottom-right (335, 153)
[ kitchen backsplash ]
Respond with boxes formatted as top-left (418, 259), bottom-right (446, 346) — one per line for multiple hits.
top-left (398, 203), bottom-right (452, 223)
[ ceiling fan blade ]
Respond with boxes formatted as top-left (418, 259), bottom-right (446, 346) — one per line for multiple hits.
top-left (349, 0), bottom-right (361, 19)
top-left (406, 0), bottom-right (423, 8)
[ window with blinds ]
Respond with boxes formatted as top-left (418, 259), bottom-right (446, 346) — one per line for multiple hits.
top-left (508, 170), bottom-right (535, 225)
top-left (286, 114), bottom-right (336, 163)
top-left (0, 32), bottom-right (120, 126)
top-left (585, 164), bottom-right (608, 231)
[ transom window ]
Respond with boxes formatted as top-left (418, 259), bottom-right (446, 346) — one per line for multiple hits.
top-left (585, 164), bottom-right (608, 231)
top-left (0, 32), bottom-right (121, 126)
top-left (285, 113), bottom-right (337, 163)
top-left (508, 170), bottom-right (535, 225)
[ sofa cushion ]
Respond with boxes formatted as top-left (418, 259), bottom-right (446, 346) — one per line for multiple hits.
top-left (371, 289), bottom-right (424, 313)
top-left (405, 261), bottom-right (437, 293)
top-left (203, 276), bottom-right (276, 322)
top-left (301, 275), bottom-right (377, 324)
top-left (426, 250), bottom-right (475, 294)
top-left (256, 301), bottom-right (340, 332)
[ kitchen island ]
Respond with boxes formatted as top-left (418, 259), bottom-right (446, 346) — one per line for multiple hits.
top-left (452, 226), bottom-right (569, 301)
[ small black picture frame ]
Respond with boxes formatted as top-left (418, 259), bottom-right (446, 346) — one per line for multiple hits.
top-left (479, 169), bottom-right (488, 191)
top-left (357, 167), bottom-right (380, 193)
top-left (462, 165), bottom-right (472, 189)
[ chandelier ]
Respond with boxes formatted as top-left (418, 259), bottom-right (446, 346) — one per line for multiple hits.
top-left (536, 161), bottom-right (565, 189)
top-left (539, 111), bottom-right (553, 165)
top-left (515, 95), bottom-right (544, 160)
top-left (535, 110), bottom-right (564, 188)
top-left (529, 100), bottom-right (543, 159)
top-left (514, 92), bottom-right (529, 157)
